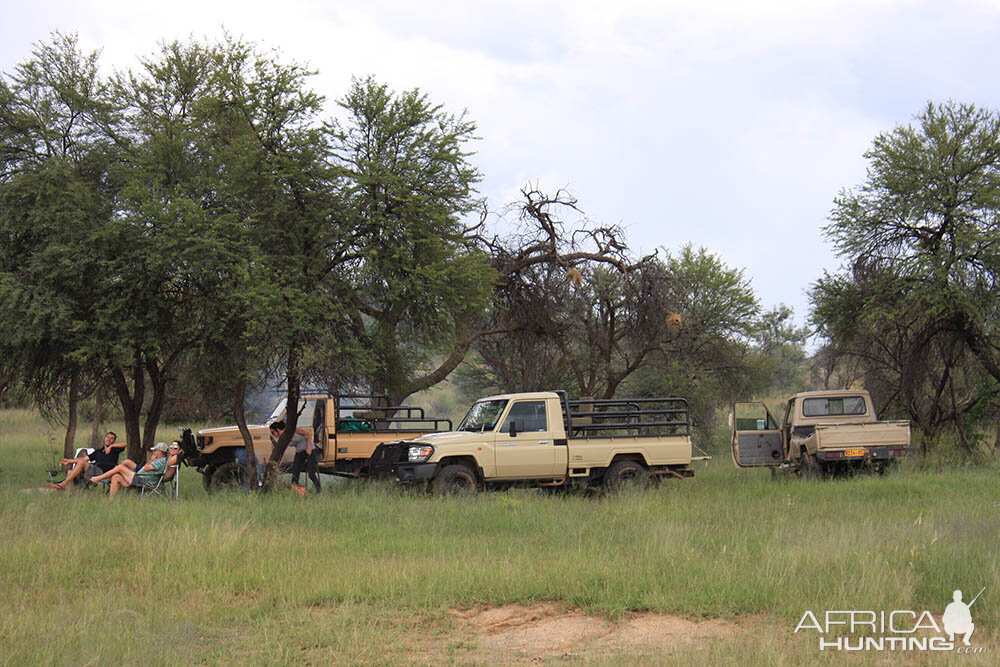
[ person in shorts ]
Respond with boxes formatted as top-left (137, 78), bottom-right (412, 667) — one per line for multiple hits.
top-left (51, 432), bottom-right (127, 491)
top-left (89, 442), bottom-right (170, 499)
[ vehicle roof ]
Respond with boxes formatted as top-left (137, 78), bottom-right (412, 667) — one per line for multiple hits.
top-left (476, 391), bottom-right (560, 402)
top-left (790, 389), bottom-right (871, 400)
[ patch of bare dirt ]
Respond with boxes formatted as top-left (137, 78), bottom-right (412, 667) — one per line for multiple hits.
top-left (444, 603), bottom-right (742, 662)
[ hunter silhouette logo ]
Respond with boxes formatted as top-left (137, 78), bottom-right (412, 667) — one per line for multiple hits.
top-left (795, 586), bottom-right (988, 653)
top-left (943, 588), bottom-right (984, 646)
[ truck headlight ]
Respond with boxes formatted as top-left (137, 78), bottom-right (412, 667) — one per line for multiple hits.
top-left (408, 445), bottom-right (434, 463)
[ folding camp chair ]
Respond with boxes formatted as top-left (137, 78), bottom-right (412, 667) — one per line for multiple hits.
top-left (138, 461), bottom-right (179, 499)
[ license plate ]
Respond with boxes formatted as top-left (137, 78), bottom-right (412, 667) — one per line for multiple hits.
top-left (844, 448), bottom-right (868, 457)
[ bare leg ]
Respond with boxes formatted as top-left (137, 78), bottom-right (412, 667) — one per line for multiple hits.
top-left (108, 472), bottom-right (134, 499)
top-left (91, 460), bottom-right (137, 483)
top-left (54, 457), bottom-right (90, 489)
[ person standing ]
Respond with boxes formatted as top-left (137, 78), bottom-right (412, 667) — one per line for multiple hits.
top-left (269, 421), bottom-right (321, 494)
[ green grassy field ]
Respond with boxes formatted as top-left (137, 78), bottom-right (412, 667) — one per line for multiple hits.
top-left (1, 407), bottom-right (998, 665)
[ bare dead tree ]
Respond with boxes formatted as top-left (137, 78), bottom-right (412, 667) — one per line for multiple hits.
top-left (385, 187), bottom-right (655, 405)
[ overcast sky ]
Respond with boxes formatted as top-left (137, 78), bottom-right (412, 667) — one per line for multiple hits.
top-left (5, 0), bottom-right (1000, 337)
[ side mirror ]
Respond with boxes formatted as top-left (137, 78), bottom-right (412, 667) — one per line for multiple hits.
top-left (509, 421), bottom-right (517, 437)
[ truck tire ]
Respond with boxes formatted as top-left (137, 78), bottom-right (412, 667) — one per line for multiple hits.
top-left (798, 450), bottom-right (819, 480)
top-left (209, 462), bottom-right (247, 494)
top-left (603, 459), bottom-right (650, 492)
top-left (432, 464), bottom-right (478, 496)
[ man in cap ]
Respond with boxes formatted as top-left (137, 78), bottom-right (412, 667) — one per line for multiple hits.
top-left (90, 442), bottom-right (171, 499)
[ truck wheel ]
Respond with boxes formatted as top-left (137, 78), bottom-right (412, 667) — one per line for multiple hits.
top-left (798, 451), bottom-right (819, 480)
top-left (209, 462), bottom-right (247, 494)
top-left (432, 465), bottom-right (478, 497)
top-left (603, 460), bottom-right (650, 493)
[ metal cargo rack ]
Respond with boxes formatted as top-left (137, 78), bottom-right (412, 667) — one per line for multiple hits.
top-left (326, 394), bottom-right (453, 434)
top-left (554, 390), bottom-right (690, 438)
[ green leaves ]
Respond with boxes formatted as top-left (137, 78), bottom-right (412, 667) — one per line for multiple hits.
top-left (327, 77), bottom-right (490, 399)
top-left (814, 101), bottom-right (1000, 446)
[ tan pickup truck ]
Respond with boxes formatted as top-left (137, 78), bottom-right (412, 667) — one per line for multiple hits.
top-left (368, 390), bottom-right (705, 494)
top-left (731, 390), bottom-right (912, 477)
top-left (180, 393), bottom-right (451, 492)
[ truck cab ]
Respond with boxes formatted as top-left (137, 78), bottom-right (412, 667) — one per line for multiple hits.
top-left (731, 390), bottom-right (912, 477)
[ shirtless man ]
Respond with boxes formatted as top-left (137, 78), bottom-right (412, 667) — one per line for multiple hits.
top-left (90, 442), bottom-right (171, 499)
top-left (51, 432), bottom-right (127, 490)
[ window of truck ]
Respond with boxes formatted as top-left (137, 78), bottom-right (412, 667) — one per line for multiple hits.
top-left (458, 399), bottom-right (508, 432)
top-left (268, 398), bottom-right (317, 428)
top-left (733, 402), bottom-right (778, 430)
top-left (802, 396), bottom-right (867, 417)
top-left (500, 401), bottom-right (548, 433)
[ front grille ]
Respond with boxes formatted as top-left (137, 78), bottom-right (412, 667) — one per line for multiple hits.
top-left (368, 441), bottom-right (410, 478)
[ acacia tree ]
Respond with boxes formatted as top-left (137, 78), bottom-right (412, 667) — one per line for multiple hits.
top-left (623, 246), bottom-right (780, 441)
top-left (327, 78), bottom-right (494, 407)
top-left (471, 234), bottom-right (783, 422)
top-left (812, 101), bottom-right (1000, 450)
top-left (327, 85), bottom-right (649, 407)
top-left (0, 33), bottom-right (116, 457)
top-left (110, 38), bottom-right (353, 480)
top-left (467, 188), bottom-right (653, 395)
top-left (475, 259), bottom-right (666, 398)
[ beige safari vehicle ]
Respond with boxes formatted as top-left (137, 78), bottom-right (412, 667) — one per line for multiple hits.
top-left (368, 390), bottom-right (706, 494)
top-left (181, 394), bottom-right (451, 492)
top-left (731, 390), bottom-right (912, 477)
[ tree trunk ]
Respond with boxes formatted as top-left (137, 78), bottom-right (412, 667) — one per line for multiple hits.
top-left (234, 379), bottom-right (258, 487)
top-left (63, 370), bottom-right (80, 459)
top-left (90, 384), bottom-right (104, 448)
top-left (142, 358), bottom-right (168, 452)
top-left (264, 345), bottom-right (301, 491)
top-left (113, 360), bottom-right (145, 464)
top-left (385, 327), bottom-right (502, 406)
top-left (0, 370), bottom-right (8, 405)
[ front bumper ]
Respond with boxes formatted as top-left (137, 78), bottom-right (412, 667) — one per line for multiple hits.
top-left (816, 446), bottom-right (914, 462)
top-left (369, 441), bottom-right (437, 483)
top-left (393, 462), bottom-right (438, 484)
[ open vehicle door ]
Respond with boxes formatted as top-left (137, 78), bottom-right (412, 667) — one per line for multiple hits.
top-left (731, 402), bottom-right (784, 467)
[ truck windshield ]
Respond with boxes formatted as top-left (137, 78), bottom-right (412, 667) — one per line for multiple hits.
top-left (458, 399), bottom-right (508, 432)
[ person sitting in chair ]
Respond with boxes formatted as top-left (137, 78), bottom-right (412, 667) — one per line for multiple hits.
top-left (89, 442), bottom-right (170, 499)
top-left (51, 432), bottom-right (127, 491)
